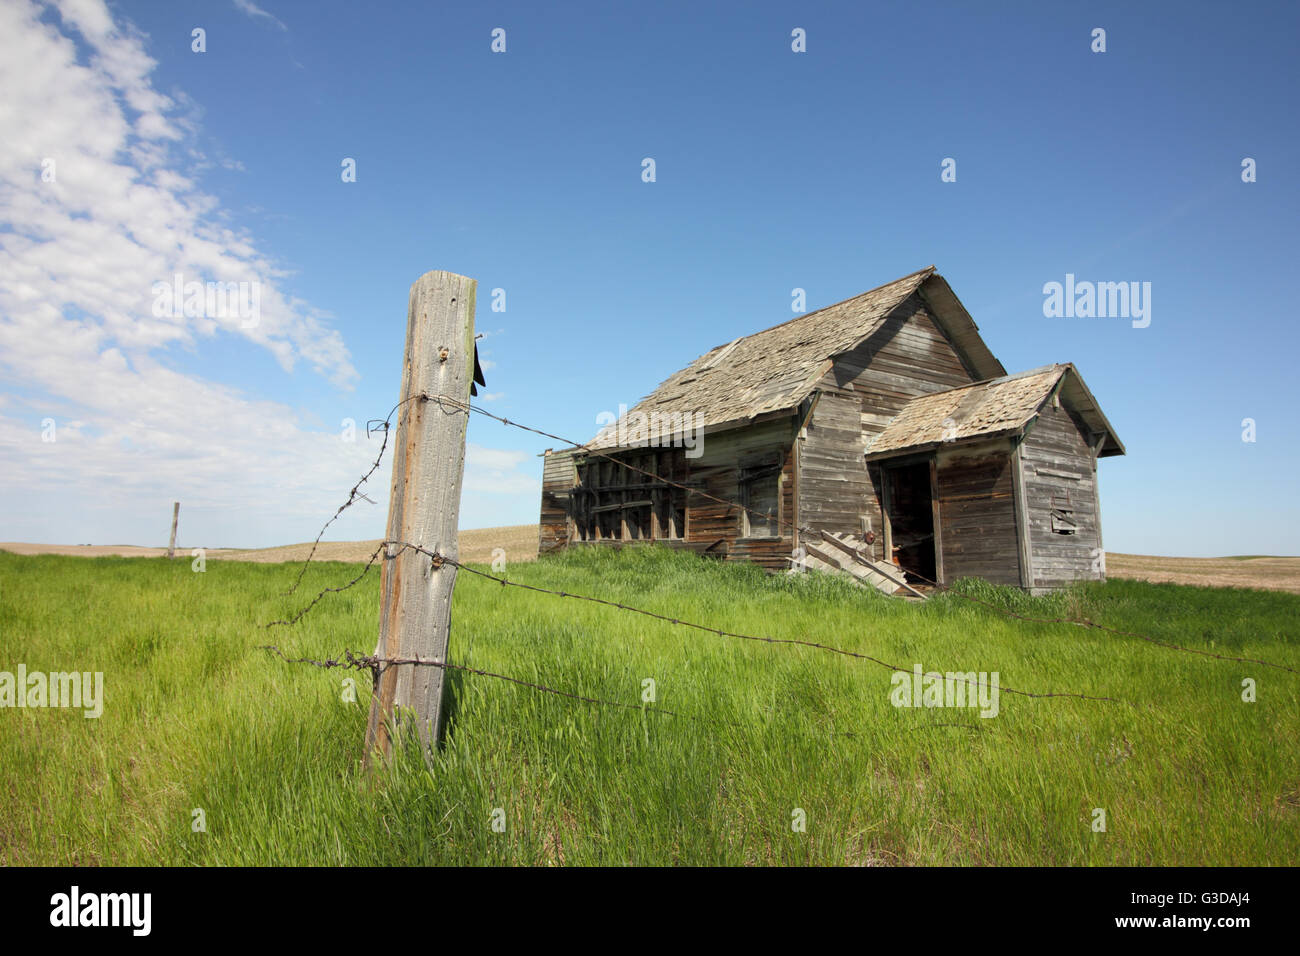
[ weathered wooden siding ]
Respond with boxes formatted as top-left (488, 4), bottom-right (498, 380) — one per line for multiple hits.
top-left (804, 294), bottom-right (979, 562)
top-left (830, 293), bottom-right (979, 440)
top-left (797, 386), bottom-right (875, 553)
top-left (688, 417), bottom-right (797, 570)
top-left (542, 419), bottom-right (797, 570)
top-left (1018, 401), bottom-right (1103, 588)
top-left (935, 443), bottom-right (1022, 587)
top-left (571, 448), bottom-right (690, 543)
top-left (539, 449), bottom-right (577, 553)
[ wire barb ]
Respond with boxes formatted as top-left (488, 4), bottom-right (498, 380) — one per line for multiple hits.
top-left (280, 393), bottom-right (425, 598)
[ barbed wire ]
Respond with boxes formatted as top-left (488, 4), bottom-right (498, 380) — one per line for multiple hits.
top-left (267, 537), bottom-right (1116, 703)
top-left (276, 390), bottom-right (1296, 679)
top-left (260, 643), bottom-right (695, 719)
top-left (258, 643), bottom-right (984, 739)
top-left (267, 542), bottom-right (387, 628)
top-left (280, 392), bottom-right (427, 598)
top-left (428, 392), bottom-right (1298, 676)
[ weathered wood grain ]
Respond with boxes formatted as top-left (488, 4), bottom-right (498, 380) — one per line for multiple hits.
top-left (1018, 402), bottom-right (1104, 589)
top-left (366, 270), bottom-right (475, 764)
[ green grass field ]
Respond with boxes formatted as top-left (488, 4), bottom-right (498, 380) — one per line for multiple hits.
top-left (1, 546), bottom-right (1297, 865)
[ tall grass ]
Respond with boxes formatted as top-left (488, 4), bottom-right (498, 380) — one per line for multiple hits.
top-left (1, 546), bottom-right (1297, 865)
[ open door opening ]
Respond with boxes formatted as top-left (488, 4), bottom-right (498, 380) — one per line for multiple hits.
top-left (883, 461), bottom-right (936, 584)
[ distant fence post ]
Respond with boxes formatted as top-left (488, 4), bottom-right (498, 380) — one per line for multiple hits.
top-left (167, 502), bottom-right (179, 559)
top-left (364, 270), bottom-right (475, 767)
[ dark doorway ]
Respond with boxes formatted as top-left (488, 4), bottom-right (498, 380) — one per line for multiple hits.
top-left (884, 461), bottom-right (936, 583)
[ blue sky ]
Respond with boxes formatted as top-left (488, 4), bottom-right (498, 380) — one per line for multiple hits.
top-left (1, 0), bottom-right (1297, 556)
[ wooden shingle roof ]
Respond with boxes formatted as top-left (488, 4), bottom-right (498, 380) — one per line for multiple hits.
top-left (865, 363), bottom-right (1125, 459)
top-left (588, 266), bottom-right (953, 449)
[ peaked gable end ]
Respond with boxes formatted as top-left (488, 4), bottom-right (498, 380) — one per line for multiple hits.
top-left (821, 291), bottom-right (986, 439)
top-left (584, 267), bottom-right (1012, 452)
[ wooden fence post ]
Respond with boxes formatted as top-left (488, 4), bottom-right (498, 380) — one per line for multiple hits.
top-left (167, 502), bottom-right (179, 559)
top-left (364, 270), bottom-right (475, 766)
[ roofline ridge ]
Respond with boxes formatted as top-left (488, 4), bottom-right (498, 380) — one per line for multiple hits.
top-left (694, 265), bottom-right (937, 357)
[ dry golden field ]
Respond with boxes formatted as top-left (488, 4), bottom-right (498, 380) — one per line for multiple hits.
top-left (0, 525), bottom-right (541, 567)
top-left (3, 529), bottom-right (1298, 593)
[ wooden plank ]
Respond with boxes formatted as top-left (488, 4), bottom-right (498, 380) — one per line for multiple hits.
top-left (591, 499), bottom-right (653, 513)
top-left (929, 458), bottom-right (944, 586)
top-left (881, 466), bottom-right (893, 563)
top-left (1010, 444), bottom-right (1033, 589)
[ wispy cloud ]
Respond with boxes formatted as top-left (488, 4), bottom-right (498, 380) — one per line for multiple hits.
top-left (463, 444), bottom-right (539, 497)
top-left (232, 0), bottom-right (287, 32)
top-left (0, 0), bottom-right (373, 545)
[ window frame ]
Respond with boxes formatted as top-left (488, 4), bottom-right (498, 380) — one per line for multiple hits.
top-left (738, 455), bottom-right (784, 540)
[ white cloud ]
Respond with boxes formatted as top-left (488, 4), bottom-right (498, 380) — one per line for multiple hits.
top-left (0, 0), bottom-right (383, 546)
top-left (233, 0), bottom-right (288, 32)
top-left (0, 0), bottom-right (354, 385)
top-left (0, 1), bottom-right (541, 548)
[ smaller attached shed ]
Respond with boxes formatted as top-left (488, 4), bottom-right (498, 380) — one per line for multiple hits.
top-left (864, 364), bottom-right (1123, 592)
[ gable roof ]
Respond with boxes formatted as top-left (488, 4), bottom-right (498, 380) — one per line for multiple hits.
top-left (864, 363), bottom-right (1125, 459)
top-left (587, 266), bottom-right (1004, 450)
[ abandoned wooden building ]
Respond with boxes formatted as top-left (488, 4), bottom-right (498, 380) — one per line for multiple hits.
top-left (538, 266), bottom-right (1124, 593)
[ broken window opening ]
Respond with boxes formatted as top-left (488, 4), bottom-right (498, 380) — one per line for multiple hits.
top-left (740, 457), bottom-right (782, 538)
